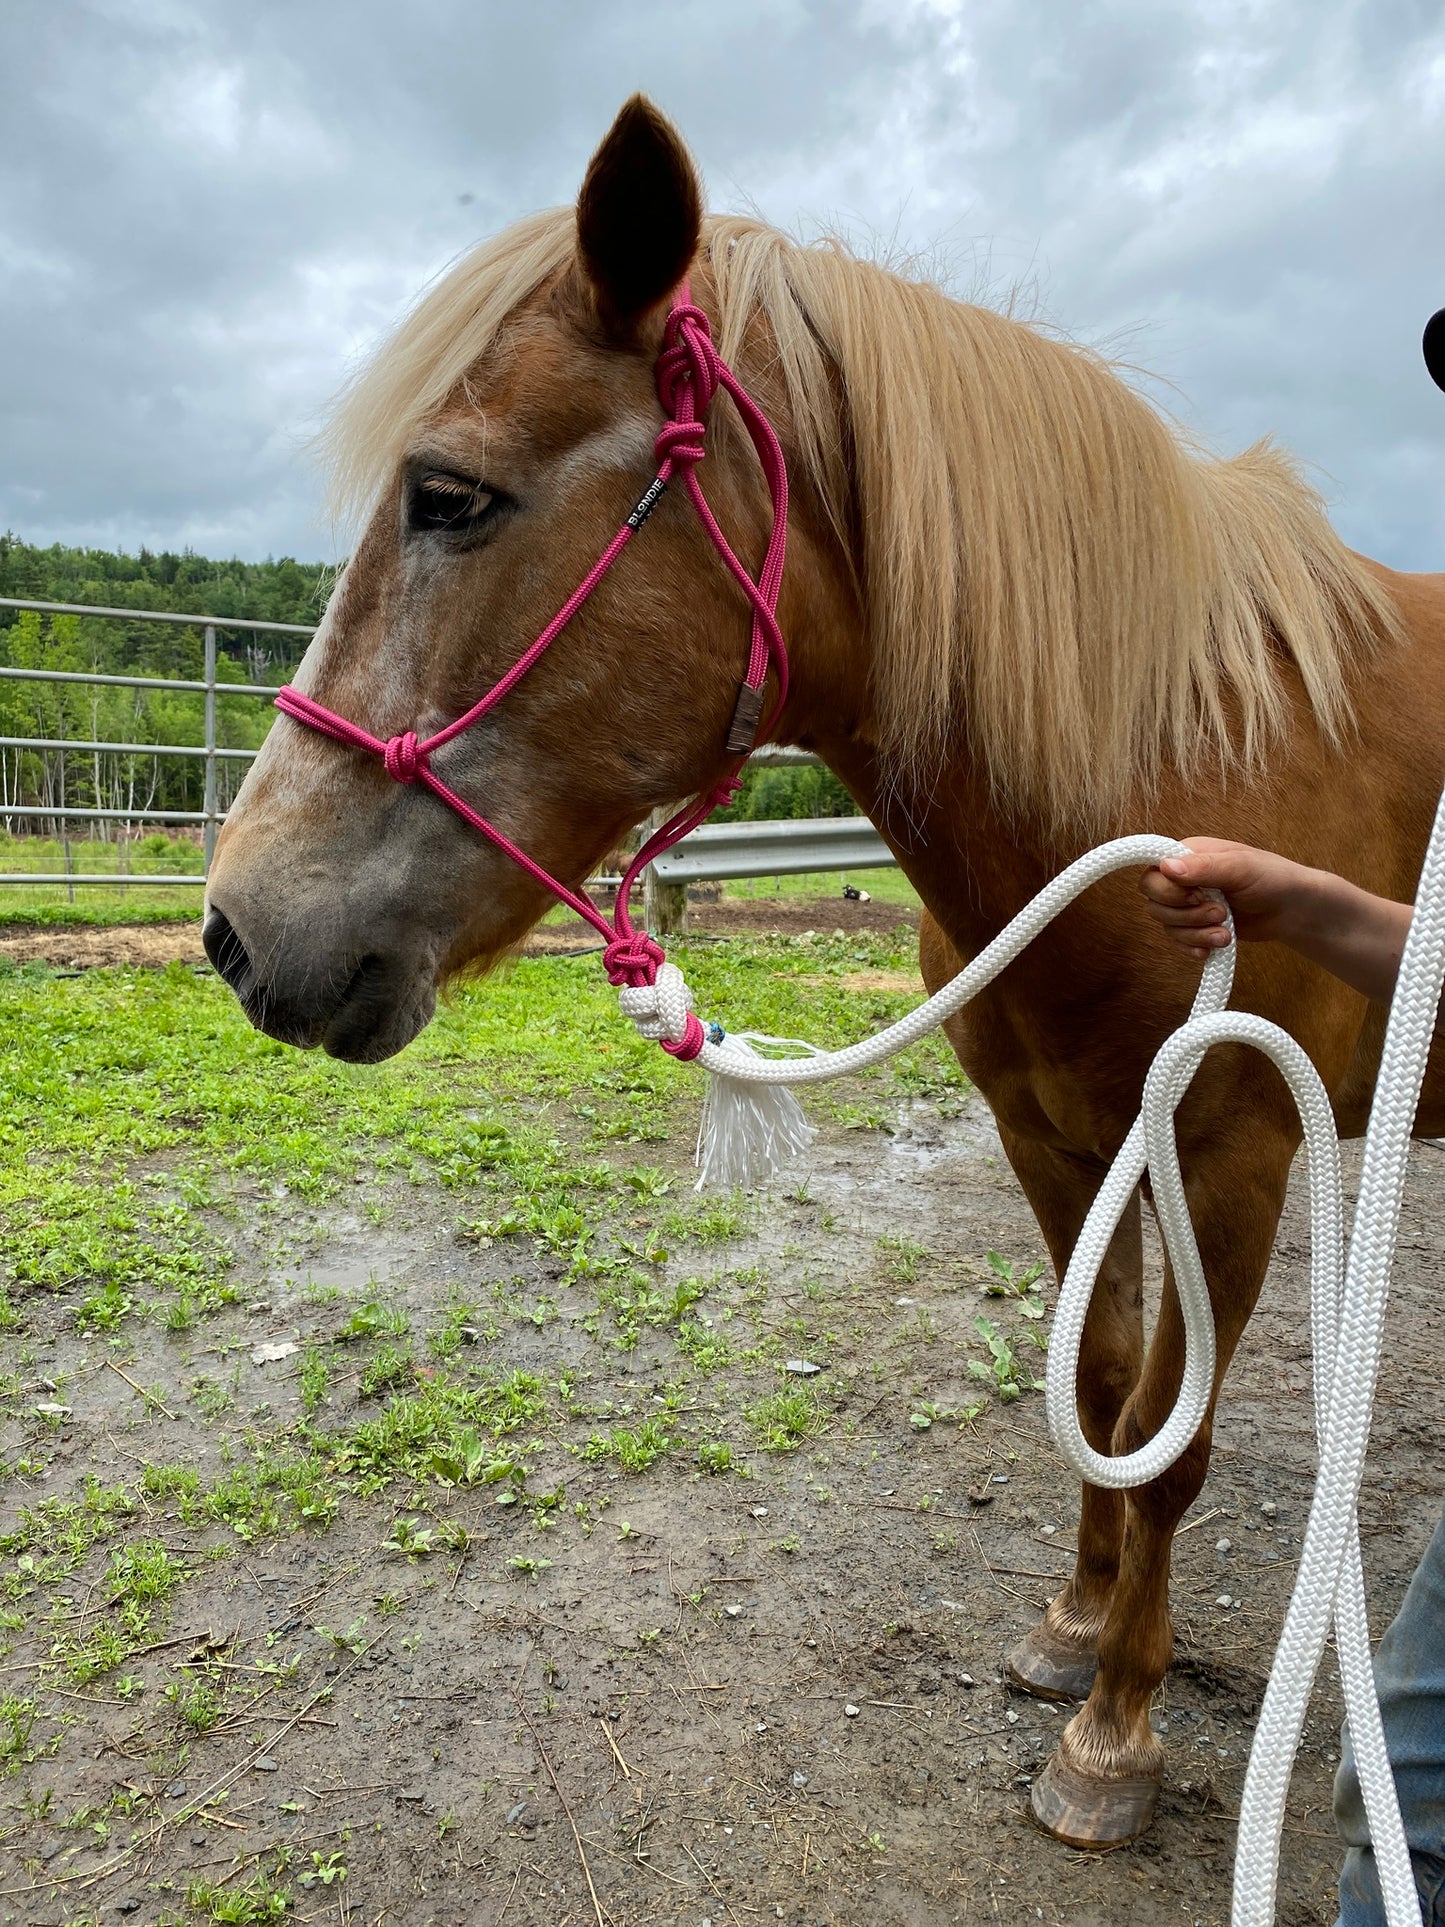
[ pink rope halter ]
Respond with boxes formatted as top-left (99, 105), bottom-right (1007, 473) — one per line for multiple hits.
top-left (274, 290), bottom-right (790, 1062)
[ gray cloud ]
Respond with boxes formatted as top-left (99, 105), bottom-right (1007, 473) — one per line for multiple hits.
top-left (2, 0), bottom-right (1442, 570)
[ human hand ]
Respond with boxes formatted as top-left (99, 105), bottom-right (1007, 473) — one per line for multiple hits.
top-left (1139, 838), bottom-right (1309, 960)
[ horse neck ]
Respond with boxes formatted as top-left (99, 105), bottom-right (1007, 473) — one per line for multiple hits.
top-left (772, 525), bottom-right (1059, 957)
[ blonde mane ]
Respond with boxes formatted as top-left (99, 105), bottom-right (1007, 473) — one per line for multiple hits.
top-left (325, 208), bottom-right (1398, 826)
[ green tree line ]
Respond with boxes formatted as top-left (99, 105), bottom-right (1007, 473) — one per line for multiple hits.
top-left (0, 535), bottom-right (326, 836)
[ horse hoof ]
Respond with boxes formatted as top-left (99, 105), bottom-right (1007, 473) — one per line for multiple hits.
top-left (1028, 1752), bottom-right (1160, 1849)
top-left (1006, 1623), bottom-right (1098, 1703)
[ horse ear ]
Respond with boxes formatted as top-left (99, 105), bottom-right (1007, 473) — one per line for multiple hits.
top-left (576, 96), bottom-right (702, 333)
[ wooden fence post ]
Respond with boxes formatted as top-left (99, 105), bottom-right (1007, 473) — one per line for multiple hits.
top-left (641, 805), bottom-right (689, 935)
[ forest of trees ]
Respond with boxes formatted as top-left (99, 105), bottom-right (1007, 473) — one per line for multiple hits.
top-left (0, 535), bottom-right (327, 836)
top-left (0, 532), bottom-right (855, 842)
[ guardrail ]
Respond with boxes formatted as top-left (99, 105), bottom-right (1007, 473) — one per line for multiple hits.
top-left (651, 813), bottom-right (893, 882)
top-left (0, 597), bottom-right (897, 892)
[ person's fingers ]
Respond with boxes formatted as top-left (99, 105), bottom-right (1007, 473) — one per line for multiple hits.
top-left (1159, 846), bottom-right (1254, 894)
top-left (1172, 925), bottom-right (1232, 957)
top-left (1148, 900), bottom-right (1227, 930)
top-left (1188, 927), bottom-right (1232, 956)
top-left (1139, 869), bottom-right (1205, 908)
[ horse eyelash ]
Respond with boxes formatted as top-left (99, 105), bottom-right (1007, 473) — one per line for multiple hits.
top-left (421, 475), bottom-right (486, 501)
top-left (408, 473), bottom-right (499, 534)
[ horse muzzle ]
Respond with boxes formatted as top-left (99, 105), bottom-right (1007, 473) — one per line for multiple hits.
top-left (202, 901), bottom-right (437, 1063)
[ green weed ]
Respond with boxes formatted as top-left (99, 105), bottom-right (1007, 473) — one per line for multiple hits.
top-left (746, 1387), bottom-right (825, 1451)
top-left (299, 1345), bottom-right (329, 1414)
top-left (983, 1249), bottom-right (1047, 1317)
top-left (185, 1869), bottom-right (290, 1923)
top-left (580, 1416), bottom-right (674, 1473)
top-left (968, 1314), bottom-right (1043, 1402)
top-left (877, 1234), bottom-right (927, 1284)
top-left (339, 1299), bottom-right (408, 1342)
top-left (164, 1674), bottom-right (223, 1734)
top-left (0, 1693), bottom-right (37, 1772)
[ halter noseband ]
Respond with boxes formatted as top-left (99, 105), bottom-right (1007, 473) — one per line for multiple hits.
top-left (273, 290), bottom-right (789, 1061)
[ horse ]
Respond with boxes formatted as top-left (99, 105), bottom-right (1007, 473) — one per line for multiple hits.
top-left (202, 96), bottom-right (1445, 1850)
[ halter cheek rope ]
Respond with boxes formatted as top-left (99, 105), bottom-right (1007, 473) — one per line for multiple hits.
top-left (277, 281), bottom-right (1435, 1924)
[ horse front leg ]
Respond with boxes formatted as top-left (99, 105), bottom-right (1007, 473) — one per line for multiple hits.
top-left (996, 1129), bottom-right (1145, 1703)
top-left (1030, 1131), bottom-right (1293, 1848)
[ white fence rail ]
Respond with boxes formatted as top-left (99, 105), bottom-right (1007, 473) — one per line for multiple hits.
top-left (0, 598), bottom-right (897, 890)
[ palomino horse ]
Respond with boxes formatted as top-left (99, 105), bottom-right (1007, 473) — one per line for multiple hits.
top-left (204, 98), bottom-right (1445, 1848)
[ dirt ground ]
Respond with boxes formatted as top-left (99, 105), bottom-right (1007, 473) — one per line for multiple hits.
top-left (2, 913), bottom-right (1443, 1926)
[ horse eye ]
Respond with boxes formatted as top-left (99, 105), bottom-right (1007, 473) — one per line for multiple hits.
top-left (408, 473), bottom-right (498, 535)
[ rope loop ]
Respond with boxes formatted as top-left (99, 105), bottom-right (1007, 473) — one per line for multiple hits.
top-left (706, 772), bottom-right (745, 811)
top-left (383, 731), bottom-right (425, 785)
top-left (661, 1012), bottom-right (706, 1061)
top-left (603, 929), bottom-right (666, 988)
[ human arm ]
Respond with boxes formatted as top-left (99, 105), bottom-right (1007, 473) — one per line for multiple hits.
top-left (1139, 837), bottom-right (1413, 1005)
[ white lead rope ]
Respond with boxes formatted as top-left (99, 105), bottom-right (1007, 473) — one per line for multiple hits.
top-left (618, 811), bottom-right (1445, 1923)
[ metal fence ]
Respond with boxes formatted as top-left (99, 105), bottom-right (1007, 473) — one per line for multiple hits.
top-left (0, 597), bottom-right (896, 889)
top-left (0, 596), bottom-right (309, 884)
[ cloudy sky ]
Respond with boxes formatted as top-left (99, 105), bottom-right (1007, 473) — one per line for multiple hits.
top-left (3, 0), bottom-right (1443, 572)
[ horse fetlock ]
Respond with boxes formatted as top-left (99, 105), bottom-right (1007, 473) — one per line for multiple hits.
top-left (1058, 1701), bottom-right (1165, 1784)
top-left (1045, 1583), bottom-right (1110, 1649)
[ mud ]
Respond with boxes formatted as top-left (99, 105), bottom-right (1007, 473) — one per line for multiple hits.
top-left (2, 1082), bottom-right (1442, 1922)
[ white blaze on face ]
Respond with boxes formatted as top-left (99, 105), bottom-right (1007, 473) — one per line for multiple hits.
top-left (553, 417), bottom-right (660, 493)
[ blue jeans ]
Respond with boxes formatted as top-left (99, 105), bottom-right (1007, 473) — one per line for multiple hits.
top-left (1335, 1503), bottom-right (1445, 1924)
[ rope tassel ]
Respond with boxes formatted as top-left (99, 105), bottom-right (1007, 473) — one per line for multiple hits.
top-left (616, 964), bottom-right (819, 1188)
top-left (693, 1037), bottom-right (817, 1191)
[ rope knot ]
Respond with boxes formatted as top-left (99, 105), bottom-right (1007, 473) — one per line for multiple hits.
top-left (617, 959), bottom-right (702, 1058)
top-left (603, 929), bottom-right (666, 988)
top-left (654, 417), bottom-right (708, 472)
top-left (656, 304), bottom-right (720, 428)
top-left (661, 1012), bottom-right (706, 1061)
top-left (383, 731), bottom-right (425, 784)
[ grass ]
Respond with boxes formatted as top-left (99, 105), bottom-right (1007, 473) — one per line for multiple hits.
top-left (0, 1693), bottom-right (37, 1772)
top-left (0, 830), bottom-right (207, 924)
top-left (746, 1386), bottom-right (826, 1451)
top-left (0, 922), bottom-right (960, 1335)
top-left (185, 1869), bottom-right (291, 1923)
top-left (0, 886), bottom-right (205, 925)
top-left (722, 866), bottom-right (919, 908)
top-left (0, 906), bottom-right (982, 1838)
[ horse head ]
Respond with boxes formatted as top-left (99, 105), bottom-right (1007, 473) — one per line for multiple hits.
top-left (204, 98), bottom-right (833, 1063)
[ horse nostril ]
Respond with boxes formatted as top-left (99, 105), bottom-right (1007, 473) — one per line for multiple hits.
top-left (203, 907), bottom-right (256, 998)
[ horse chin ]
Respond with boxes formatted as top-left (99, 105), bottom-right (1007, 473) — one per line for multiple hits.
top-left (319, 978), bottom-right (437, 1064)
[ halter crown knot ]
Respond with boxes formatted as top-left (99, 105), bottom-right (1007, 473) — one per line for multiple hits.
top-left (384, 732), bottom-right (424, 784)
